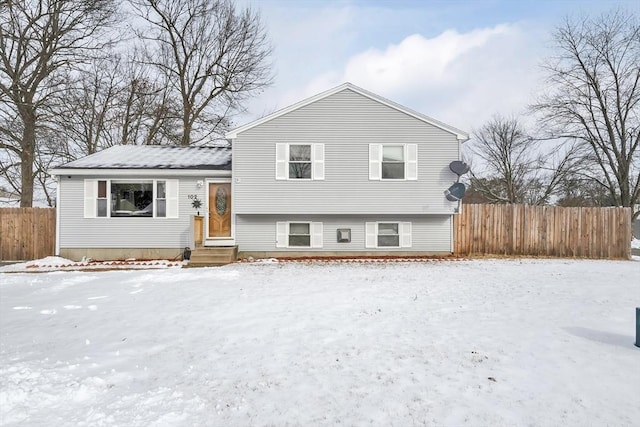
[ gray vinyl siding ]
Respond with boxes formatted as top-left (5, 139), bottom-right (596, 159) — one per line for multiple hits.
top-left (236, 214), bottom-right (453, 252)
top-left (232, 89), bottom-right (461, 215)
top-left (58, 175), bottom-right (212, 248)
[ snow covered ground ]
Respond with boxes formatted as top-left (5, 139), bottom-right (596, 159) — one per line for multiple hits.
top-left (0, 256), bottom-right (184, 273)
top-left (1, 258), bottom-right (639, 426)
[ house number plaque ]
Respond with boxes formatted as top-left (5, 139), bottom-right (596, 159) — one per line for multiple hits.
top-left (188, 194), bottom-right (202, 210)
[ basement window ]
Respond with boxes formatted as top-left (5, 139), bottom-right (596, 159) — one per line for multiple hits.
top-left (377, 223), bottom-right (400, 247)
top-left (288, 222), bottom-right (311, 247)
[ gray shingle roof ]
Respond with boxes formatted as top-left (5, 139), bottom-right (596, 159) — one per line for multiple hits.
top-left (58, 145), bottom-right (231, 170)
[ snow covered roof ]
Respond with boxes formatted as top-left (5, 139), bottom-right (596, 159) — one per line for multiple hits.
top-left (225, 82), bottom-right (469, 141)
top-left (51, 145), bottom-right (231, 173)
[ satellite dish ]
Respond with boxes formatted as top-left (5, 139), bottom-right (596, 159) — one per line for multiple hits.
top-left (449, 161), bottom-right (470, 176)
top-left (445, 182), bottom-right (466, 201)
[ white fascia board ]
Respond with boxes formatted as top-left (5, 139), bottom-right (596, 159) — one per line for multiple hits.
top-left (49, 168), bottom-right (231, 177)
top-left (225, 82), bottom-right (470, 142)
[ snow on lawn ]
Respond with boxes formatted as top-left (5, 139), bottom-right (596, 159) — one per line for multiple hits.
top-left (1, 259), bottom-right (639, 426)
top-left (0, 256), bottom-right (184, 272)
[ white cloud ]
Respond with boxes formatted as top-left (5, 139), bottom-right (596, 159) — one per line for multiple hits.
top-left (235, 0), bottom-right (552, 137)
top-left (263, 22), bottom-right (546, 134)
top-left (337, 25), bottom-right (511, 94)
top-left (304, 23), bottom-right (546, 132)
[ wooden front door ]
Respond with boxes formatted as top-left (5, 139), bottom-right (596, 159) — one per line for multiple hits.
top-left (208, 183), bottom-right (231, 238)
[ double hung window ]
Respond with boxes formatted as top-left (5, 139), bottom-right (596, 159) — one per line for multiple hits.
top-left (365, 222), bottom-right (412, 248)
top-left (97, 180), bottom-right (108, 217)
top-left (377, 223), bottom-right (400, 247)
top-left (288, 145), bottom-right (312, 179)
top-left (288, 222), bottom-right (311, 246)
top-left (155, 181), bottom-right (167, 217)
top-left (381, 146), bottom-right (405, 179)
top-left (369, 144), bottom-right (417, 180)
top-left (275, 143), bottom-right (324, 180)
top-left (276, 221), bottom-right (323, 248)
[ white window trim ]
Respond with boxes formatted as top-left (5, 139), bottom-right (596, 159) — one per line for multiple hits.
top-left (276, 143), bottom-right (325, 181)
top-left (365, 221), bottom-right (412, 248)
top-left (83, 178), bottom-right (179, 219)
top-left (276, 221), bottom-right (323, 248)
top-left (369, 144), bottom-right (418, 181)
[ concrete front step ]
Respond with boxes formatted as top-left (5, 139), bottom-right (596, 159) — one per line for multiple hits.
top-left (187, 246), bottom-right (238, 267)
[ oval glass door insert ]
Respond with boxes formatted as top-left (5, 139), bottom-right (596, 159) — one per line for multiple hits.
top-left (215, 187), bottom-right (227, 215)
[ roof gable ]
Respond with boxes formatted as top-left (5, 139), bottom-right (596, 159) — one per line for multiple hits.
top-left (225, 82), bottom-right (469, 141)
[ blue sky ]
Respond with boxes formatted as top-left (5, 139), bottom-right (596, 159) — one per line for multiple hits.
top-left (238, 0), bottom-right (639, 132)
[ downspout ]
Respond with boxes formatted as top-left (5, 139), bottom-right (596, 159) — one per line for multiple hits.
top-left (229, 138), bottom-right (235, 243)
top-left (456, 136), bottom-right (463, 253)
top-left (55, 175), bottom-right (61, 256)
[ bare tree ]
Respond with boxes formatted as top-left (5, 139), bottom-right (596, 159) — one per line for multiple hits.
top-left (532, 9), bottom-right (640, 219)
top-left (131, 0), bottom-right (272, 146)
top-left (114, 57), bottom-right (181, 146)
top-left (555, 176), bottom-right (614, 207)
top-left (34, 126), bottom-right (65, 206)
top-left (0, 103), bottom-right (22, 197)
top-left (54, 53), bottom-right (180, 161)
top-left (0, 0), bottom-right (118, 206)
top-left (466, 115), bottom-right (581, 205)
top-left (56, 56), bottom-right (123, 158)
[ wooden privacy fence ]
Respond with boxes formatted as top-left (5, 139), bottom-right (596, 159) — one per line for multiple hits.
top-left (0, 208), bottom-right (56, 261)
top-left (454, 204), bottom-right (632, 259)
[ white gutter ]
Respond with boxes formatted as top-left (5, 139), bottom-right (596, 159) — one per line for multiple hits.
top-left (49, 168), bottom-right (231, 177)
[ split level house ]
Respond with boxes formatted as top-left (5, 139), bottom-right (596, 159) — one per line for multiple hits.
top-left (49, 83), bottom-right (469, 263)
